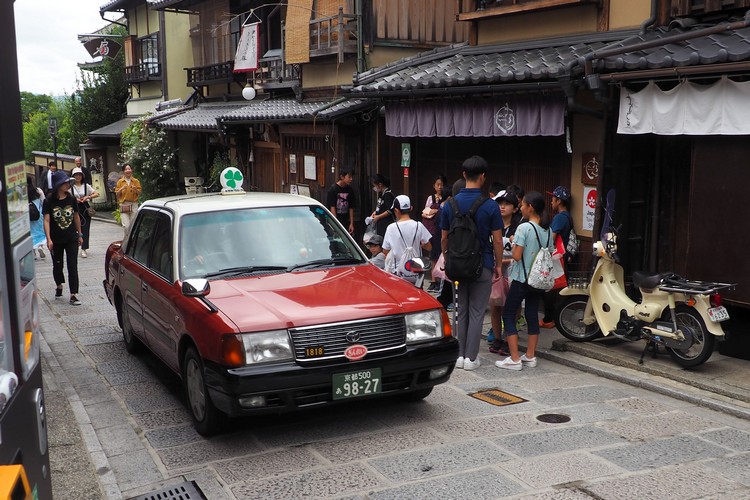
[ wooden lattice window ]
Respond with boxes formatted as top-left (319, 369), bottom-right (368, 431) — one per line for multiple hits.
top-left (671, 0), bottom-right (750, 16)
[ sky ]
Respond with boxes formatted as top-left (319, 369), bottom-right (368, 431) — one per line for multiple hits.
top-left (14, 0), bottom-right (114, 95)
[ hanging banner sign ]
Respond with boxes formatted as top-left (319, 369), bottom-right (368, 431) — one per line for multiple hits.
top-left (82, 38), bottom-right (122, 59)
top-left (234, 22), bottom-right (260, 73)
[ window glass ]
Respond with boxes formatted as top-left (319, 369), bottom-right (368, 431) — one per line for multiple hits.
top-left (0, 290), bottom-right (18, 414)
top-left (128, 211), bottom-right (159, 265)
top-left (149, 214), bottom-right (173, 281)
top-left (179, 205), bottom-right (364, 279)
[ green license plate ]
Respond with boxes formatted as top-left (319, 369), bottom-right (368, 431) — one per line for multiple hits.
top-left (332, 368), bottom-right (382, 400)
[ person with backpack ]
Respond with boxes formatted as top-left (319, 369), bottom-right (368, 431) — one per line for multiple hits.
top-left (496, 191), bottom-right (554, 371)
top-left (440, 156), bottom-right (504, 371)
top-left (382, 195), bottom-right (432, 285)
top-left (540, 186), bottom-right (576, 329)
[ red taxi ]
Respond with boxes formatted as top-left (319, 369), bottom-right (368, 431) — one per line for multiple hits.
top-left (103, 189), bottom-right (458, 435)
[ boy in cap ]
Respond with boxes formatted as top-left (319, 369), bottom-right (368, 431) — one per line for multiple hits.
top-left (540, 186), bottom-right (574, 329)
top-left (382, 195), bottom-right (432, 283)
top-left (365, 234), bottom-right (386, 269)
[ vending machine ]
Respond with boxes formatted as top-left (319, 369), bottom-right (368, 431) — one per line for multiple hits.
top-left (0, 0), bottom-right (53, 497)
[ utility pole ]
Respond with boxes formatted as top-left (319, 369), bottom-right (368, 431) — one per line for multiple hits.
top-left (48, 117), bottom-right (58, 167)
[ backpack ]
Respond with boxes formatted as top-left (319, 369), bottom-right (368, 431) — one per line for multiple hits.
top-left (563, 211), bottom-right (579, 258)
top-left (522, 223), bottom-right (555, 291)
top-left (29, 201), bottom-right (40, 221)
top-left (394, 221), bottom-right (421, 284)
top-left (444, 196), bottom-right (487, 282)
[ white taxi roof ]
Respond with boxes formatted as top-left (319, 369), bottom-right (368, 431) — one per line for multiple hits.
top-left (141, 192), bottom-right (325, 217)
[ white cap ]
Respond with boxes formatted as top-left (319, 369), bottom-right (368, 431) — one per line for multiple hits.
top-left (391, 194), bottom-right (411, 211)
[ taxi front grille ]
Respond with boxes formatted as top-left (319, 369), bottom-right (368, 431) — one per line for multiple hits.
top-left (289, 315), bottom-right (406, 361)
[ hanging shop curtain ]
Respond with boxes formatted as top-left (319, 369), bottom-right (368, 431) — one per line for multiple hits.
top-left (617, 76), bottom-right (750, 135)
top-left (385, 95), bottom-right (565, 138)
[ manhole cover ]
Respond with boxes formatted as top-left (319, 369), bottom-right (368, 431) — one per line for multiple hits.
top-left (469, 389), bottom-right (527, 407)
top-left (536, 413), bottom-right (571, 424)
top-left (129, 481), bottom-right (205, 500)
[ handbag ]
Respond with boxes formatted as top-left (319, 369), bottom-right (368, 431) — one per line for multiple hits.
top-left (86, 206), bottom-right (97, 216)
top-left (489, 274), bottom-right (509, 306)
top-left (120, 203), bottom-right (132, 214)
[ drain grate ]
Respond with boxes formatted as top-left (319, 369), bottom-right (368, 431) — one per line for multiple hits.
top-left (129, 481), bottom-right (205, 500)
top-left (536, 413), bottom-right (571, 424)
top-left (469, 389), bottom-right (527, 407)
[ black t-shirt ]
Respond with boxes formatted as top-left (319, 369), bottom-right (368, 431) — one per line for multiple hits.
top-left (326, 183), bottom-right (357, 225)
top-left (43, 194), bottom-right (79, 243)
top-left (374, 189), bottom-right (395, 237)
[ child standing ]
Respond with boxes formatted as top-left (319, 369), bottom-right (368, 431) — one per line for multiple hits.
top-left (489, 191), bottom-right (519, 355)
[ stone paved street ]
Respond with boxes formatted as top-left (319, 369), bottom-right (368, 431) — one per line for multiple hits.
top-left (40, 219), bottom-right (750, 499)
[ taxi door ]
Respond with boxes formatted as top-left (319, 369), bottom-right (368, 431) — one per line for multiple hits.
top-left (141, 211), bottom-right (182, 371)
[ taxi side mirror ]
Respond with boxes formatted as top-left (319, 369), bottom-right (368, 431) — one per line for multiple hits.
top-left (182, 278), bottom-right (210, 297)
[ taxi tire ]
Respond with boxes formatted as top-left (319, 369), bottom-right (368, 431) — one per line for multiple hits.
top-left (118, 296), bottom-right (143, 354)
top-left (182, 347), bottom-right (224, 436)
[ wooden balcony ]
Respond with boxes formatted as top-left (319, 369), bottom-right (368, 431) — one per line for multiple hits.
top-left (309, 7), bottom-right (359, 63)
top-left (457, 0), bottom-right (598, 21)
top-left (255, 51), bottom-right (300, 90)
top-left (124, 61), bottom-right (162, 83)
top-left (186, 61), bottom-right (242, 87)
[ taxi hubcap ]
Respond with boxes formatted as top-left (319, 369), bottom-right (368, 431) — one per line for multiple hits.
top-left (186, 359), bottom-right (205, 420)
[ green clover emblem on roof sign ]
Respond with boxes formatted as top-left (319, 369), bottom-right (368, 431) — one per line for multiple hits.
top-left (220, 167), bottom-right (244, 191)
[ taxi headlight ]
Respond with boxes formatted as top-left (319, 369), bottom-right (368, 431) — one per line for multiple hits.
top-left (405, 310), bottom-right (442, 344)
top-left (239, 330), bottom-right (293, 365)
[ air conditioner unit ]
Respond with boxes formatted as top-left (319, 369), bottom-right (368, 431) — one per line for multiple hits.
top-left (184, 176), bottom-right (204, 187)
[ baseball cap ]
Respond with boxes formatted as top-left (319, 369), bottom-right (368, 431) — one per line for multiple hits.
top-left (391, 194), bottom-right (411, 212)
top-left (366, 234), bottom-right (383, 246)
top-left (547, 186), bottom-right (571, 202)
top-left (494, 190), bottom-right (518, 207)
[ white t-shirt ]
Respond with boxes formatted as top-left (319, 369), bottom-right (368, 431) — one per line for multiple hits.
top-left (382, 219), bottom-right (431, 266)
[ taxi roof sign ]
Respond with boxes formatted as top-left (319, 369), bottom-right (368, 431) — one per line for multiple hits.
top-left (220, 167), bottom-right (245, 194)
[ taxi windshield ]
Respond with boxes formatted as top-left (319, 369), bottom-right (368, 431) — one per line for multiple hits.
top-left (179, 205), bottom-right (365, 279)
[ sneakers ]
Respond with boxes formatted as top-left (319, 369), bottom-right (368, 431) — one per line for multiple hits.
top-left (520, 354), bottom-right (538, 367)
top-left (38, 247), bottom-right (45, 259)
top-left (539, 320), bottom-right (555, 329)
top-left (489, 342), bottom-right (510, 356)
top-left (69, 296), bottom-right (82, 306)
top-left (486, 328), bottom-right (495, 343)
top-left (81, 249), bottom-right (88, 258)
top-left (446, 303), bottom-right (457, 312)
top-left (495, 356), bottom-right (522, 371)
top-left (55, 287), bottom-right (63, 299)
top-left (455, 356), bottom-right (464, 369)
top-left (427, 282), bottom-right (440, 293)
top-left (463, 358), bottom-right (481, 371)
top-left (516, 317), bottom-right (527, 330)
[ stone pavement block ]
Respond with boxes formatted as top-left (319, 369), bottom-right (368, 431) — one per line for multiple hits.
top-left (706, 452), bottom-right (750, 486)
top-left (517, 488), bottom-right (595, 499)
top-left (49, 340), bottom-right (83, 356)
top-left (605, 396), bottom-right (681, 416)
top-left (214, 446), bottom-right (323, 484)
top-left (43, 326), bottom-right (74, 345)
top-left (76, 325), bottom-right (122, 338)
top-left (313, 427), bottom-right (448, 464)
top-left (96, 357), bottom-right (153, 375)
top-left (79, 333), bottom-right (123, 346)
top-left (370, 401), bottom-right (468, 428)
top-left (230, 463), bottom-right (382, 499)
top-left (547, 402), bottom-right (629, 425)
top-left (108, 449), bottom-right (164, 492)
top-left (531, 385), bottom-right (632, 408)
top-left (96, 424), bottom-right (144, 457)
top-left (499, 451), bottom-right (622, 489)
top-left (84, 342), bottom-right (128, 363)
top-left (368, 467), bottom-right (524, 500)
top-left (87, 401), bottom-right (131, 430)
top-left (699, 428), bottom-right (750, 452)
top-left (497, 425), bottom-right (626, 457)
top-left (183, 469), bottom-right (232, 500)
top-left (76, 382), bottom-right (116, 407)
top-left (133, 407), bottom-right (192, 431)
top-left (64, 366), bottom-right (105, 386)
top-left (145, 424), bottom-right (203, 449)
top-left (368, 440), bottom-right (511, 482)
top-left (56, 352), bottom-right (92, 370)
top-left (592, 435), bottom-right (730, 471)
top-left (585, 463), bottom-right (743, 500)
top-left (254, 410), bottom-right (387, 448)
top-left (103, 367), bottom-right (157, 386)
top-left (597, 410), bottom-right (720, 441)
top-left (121, 392), bottom-right (182, 414)
top-left (431, 412), bottom-right (541, 440)
top-left (156, 432), bottom-right (264, 470)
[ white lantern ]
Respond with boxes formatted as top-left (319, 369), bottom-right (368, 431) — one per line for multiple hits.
top-left (242, 83), bottom-right (256, 101)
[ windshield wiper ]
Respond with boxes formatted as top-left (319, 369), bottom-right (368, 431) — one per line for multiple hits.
top-left (203, 265), bottom-right (287, 278)
top-left (286, 257), bottom-right (362, 272)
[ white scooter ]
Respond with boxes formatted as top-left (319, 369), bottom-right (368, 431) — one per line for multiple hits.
top-left (555, 189), bottom-right (735, 368)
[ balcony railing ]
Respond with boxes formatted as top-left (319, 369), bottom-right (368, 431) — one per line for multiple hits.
top-left (457, 0), bottom-right (596, 21)
top-left (186, 61), bottom-right (242, 87)
top-left (124, 61), bottom-right (162, 83)
top-left (310, 7), bottom-right (358, 62)
top-left (255, 51), bottom-right (300, 89)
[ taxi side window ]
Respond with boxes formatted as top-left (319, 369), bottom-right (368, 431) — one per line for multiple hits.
top-left (128, 211), bottom-right (158, 264)
top-left (149, 214), bottom-right (173, 281)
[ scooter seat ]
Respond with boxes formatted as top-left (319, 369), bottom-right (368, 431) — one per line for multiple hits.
top-left (632, 271), bottom-right (669, 289)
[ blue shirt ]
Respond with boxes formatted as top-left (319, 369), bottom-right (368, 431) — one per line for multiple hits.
top-left (509, 221), bottom-right (554, 283)
top-left (550, 211), bottom-right (572, 249)
top-left (439, 188), bottom-right (502, 269)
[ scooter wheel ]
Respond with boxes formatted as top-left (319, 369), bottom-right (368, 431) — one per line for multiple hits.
top-left (667, 305), bottom-right (715, 368)
top-left (555, 296), bottom-right (602, 342)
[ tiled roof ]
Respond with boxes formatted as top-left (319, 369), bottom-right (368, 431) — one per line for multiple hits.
top-left (151, 99), bottom-right (375, 130)
top-left (87, 117), bottom-right (135, 138)
top-left (351, 31), bottom-right (638, 94)
top-left (595, 25), bottom-right (750, 71)
top-left (100, 0), bottom-right (131, 13)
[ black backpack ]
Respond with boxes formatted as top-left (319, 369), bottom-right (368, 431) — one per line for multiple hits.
top-left (29, 202), bottom-right (40, 221)
top-left (444, 196), bottom-right (487, 282)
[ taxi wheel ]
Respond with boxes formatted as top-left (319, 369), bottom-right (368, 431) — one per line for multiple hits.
top-left (118, 296), bottom-right (142, 354)
top-left (182, 347), bottom-right (224, 436)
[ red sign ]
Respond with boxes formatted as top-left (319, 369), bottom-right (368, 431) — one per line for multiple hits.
top-left (403, 167), bottom-right (409, 178)
top-left (344, 345), bottom-right (368, 361)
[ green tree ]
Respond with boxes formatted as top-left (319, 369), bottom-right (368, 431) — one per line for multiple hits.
top-left (20, 92), bottom-right (53, 122)
top-left (22, 99), bottom-right (70, 162)
top-left (120, 118), bottom-right (180, 200)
